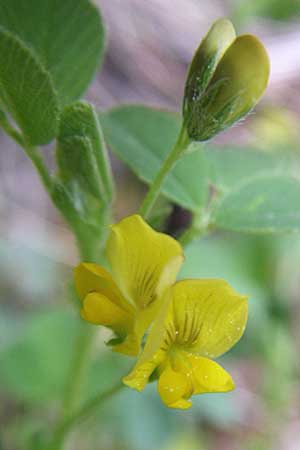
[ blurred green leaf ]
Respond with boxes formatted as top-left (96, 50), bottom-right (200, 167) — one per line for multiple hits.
top-left (213, 175), bottom-right (300, 233)
top-left (261, 322), bottom-right (293, 408)
top-left (101, 385), bottom-right (181, 450)
top-left (100, 105), bottom-right (209, 212)
top-left (192, 392), bottom-right (243, 428)
top-left (0, 28), bottom-right (58, 144)
top-left (233, 0), bottom-right (300, 22)
top-left (0, 0), bottom-right (105, 105)
top-left (0, 309), bottom-right (77, 403)
top-left (0, 309), bottom-right (23, 352)
top-left (0, 237), bottom-right (67, 303)
top-left (206, 147), bottom-right (295, 193)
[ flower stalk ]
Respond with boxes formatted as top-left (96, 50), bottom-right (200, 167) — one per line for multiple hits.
top-left (139, 125), bottom-right (189, 219)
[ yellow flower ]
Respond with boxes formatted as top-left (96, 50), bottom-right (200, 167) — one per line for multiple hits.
top-left (124, 279), bottom-right (248, 409)
top-left (74, 214), bottom-right (183, 356)
top-left (75, 213), bottom-right (248, 409)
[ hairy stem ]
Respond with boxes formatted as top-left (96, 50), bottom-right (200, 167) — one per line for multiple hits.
top-left (23, 143), bottom-right (53, 193)
top-left (179, 212), bottom-right (210, 246)
top-left (139, 126), bottom-right (189, 219)
top-left (0, 114), bottom-right (53, 194)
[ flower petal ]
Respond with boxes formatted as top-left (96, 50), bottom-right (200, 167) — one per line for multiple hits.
top-left (106, 214), bottom-right (183, 309)
top-left (158, 366), bottom-right (192, 409)
top-left (174, 352), bottom-right (234, 395)
top-left (81, 292), bottom-right (132, 333)
top-left (184, 18), bottom-right (236, 122)
top-left (172, 279), bottom-right (248, 358)
top-left (123, 290), bottom-right (173, 390)
top-left (74, 262), bottom-right (132, 314)
top-left (191, 355), bottom-right (234, 394)
top-left (208, 34), bottom-right (270, 130)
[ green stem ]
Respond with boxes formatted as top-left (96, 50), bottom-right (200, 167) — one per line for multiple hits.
top-left (139, 126), bottom-right (189, 219)
top-left (60, 324), bottom-right (95, 420)
top-left (0, 112), bottom-right (117, 450)
top-left (74, 209), bottom-right (111, 264)
top-left (0, 110), bottom-right (25, 147)
top-left (179, 226), bottom-right (199, 246)
top-left (0, 113), bottom-right (53, 194)
top-left (179, 213), bottom-right (210, 247)
top-left (51, 234), bottom-right (107, 450)
top-left (49, 381), bottom-right (124, 450)
top-left (23, 143), bottom-right (53, 193)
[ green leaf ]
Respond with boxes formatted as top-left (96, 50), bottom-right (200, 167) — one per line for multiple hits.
top-left (100, 104), bottom-right (294, 212)
top-left (213, 175), bottom-right (300, 233)
top-left (233, 0), bottom-right (300, 22)
top-left (206, 147), bottom-right (295, 193)
top-left (0, 28), bottom-right (58, 144)
top-left (0, 0), bottom-right (105, 105)
top-left (100, 105), bottom-right (209, 212)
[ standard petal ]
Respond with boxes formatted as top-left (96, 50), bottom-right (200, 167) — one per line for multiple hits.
top-left (106, 214), bottom-right (183, 309)
top-left (158, 366), bottom-right (192, 409)
top-left (74, 262), bottom-right (132, 314)
top-left (171, 279), bottom-right (248, 358)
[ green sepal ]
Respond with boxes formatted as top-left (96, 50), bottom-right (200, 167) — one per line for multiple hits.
top-left (58, 101), bottom-right (114, 203)
top-left (51, 181), bottom-right (109, 261)
top-left (53, 102), bottom-right (115, 259)
top-left (56, 135), bottom-right (103, 199)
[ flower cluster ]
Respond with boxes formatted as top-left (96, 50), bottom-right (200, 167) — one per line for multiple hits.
top-left (74, 215), bottom-right (248, 409)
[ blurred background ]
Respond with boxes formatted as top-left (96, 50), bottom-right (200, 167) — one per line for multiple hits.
top-left (1, 1), bottom-right (300, 449)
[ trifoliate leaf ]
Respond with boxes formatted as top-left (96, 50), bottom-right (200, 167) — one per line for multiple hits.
top-left (213, 175), bottom-right (300, 233)
top-left (0, 28), bottom-right (58, 145)
top-left (0, 0), bottom-right (105, 105)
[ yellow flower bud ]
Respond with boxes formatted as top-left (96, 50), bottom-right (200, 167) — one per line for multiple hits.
top-left (183, 19), bottom-right (270, 141)
top-left (183, 18), bottom-right (236, 117)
